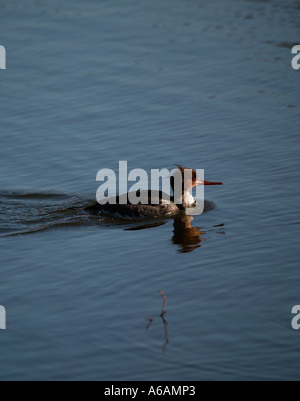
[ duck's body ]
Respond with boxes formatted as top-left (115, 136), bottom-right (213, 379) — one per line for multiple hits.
top-left (85, 190), bottom-right (181, 219)
top-left (85, 166), bottom-right (222, 220)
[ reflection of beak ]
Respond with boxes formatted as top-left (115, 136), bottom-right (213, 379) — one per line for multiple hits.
top-left (197, 180), bottom-right (223, 185)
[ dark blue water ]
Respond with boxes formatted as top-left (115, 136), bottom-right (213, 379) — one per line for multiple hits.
top-left (0, 0), bottom-right (299, 380)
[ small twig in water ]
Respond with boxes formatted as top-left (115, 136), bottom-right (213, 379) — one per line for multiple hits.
top-left (159, 290), bottom-right (169, 350)
top-left (160, 290), bottom-right (167, 316)
top-left (145, 291), bottom-right (169, 351)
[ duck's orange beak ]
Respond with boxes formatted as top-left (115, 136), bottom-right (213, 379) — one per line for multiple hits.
top-left (203, 180), bottom-right (223, 185)
top-left (195, 179), bottom-right (223, 185)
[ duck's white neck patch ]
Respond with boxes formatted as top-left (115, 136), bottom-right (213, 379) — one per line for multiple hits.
top-left (173, 190), bottom-right (195, 207)
top-left (182, 191), bottom-right (195, 207)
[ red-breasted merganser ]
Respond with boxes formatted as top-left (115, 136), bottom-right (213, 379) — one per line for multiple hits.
top-left (85, 165), bottom-right (223, 219)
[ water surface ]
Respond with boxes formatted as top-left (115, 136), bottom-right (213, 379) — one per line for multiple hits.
top-left (0, 0), bottom-right (299, 381)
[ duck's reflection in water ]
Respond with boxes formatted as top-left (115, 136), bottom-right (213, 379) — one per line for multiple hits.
top-left (175, 215), bottom-right (226, 253)
top-left (172, 215), bottom-right (205, 253)
top-left (172, 216), bottom-right (225, 253)
top-left (126, 215), bottom-right (225, 253)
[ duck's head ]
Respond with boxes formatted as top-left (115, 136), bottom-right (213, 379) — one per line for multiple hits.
top-left (175, 165), bottom-right (223, 191)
